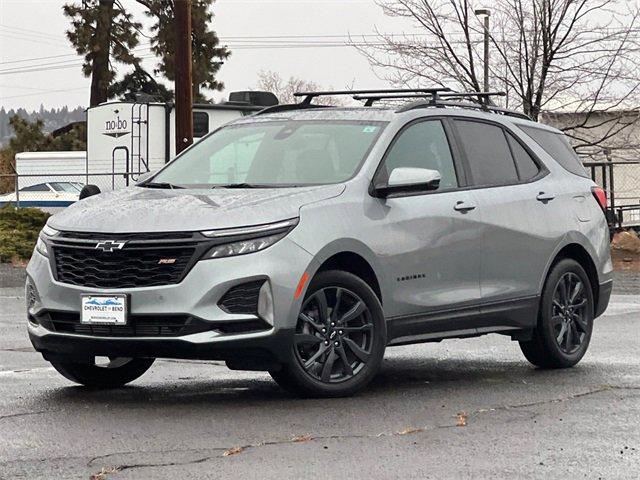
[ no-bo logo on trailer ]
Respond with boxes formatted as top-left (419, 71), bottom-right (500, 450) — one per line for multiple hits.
top-left (103, 114), bottom-right (130, 138)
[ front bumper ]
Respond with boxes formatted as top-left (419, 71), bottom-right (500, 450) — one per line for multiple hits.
top-left (26, 236), bottom-right (315, 364)
top-left (28, 327), bottom-right (294, 367)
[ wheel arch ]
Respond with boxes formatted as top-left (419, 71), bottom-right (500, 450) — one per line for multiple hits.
top-left (306, 240), bottom-right (386, 306)
top-left (543, 242), bottom-right (600, 312)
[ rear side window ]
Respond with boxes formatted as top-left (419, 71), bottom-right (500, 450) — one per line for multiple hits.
top-left (506, 133), bottom-right (540, 181)
top-left (454, 120), bottom-right (519, 186)
top-left (519, 126), bottom-right (588, 177)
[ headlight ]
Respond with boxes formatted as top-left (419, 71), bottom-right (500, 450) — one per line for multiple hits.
top-left (201, 218), bottom-right (298, 238)
top-left (206, 233), bottom-right (286, 259)
top-left (41, 225), bottom-right (59, 237)
top-left (201, 218), bottom-right (298, 259)
top-left (35, 237), bottom-right (48, 257)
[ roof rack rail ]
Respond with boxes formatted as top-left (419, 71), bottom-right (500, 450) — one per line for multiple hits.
top-left (294, 88), bottom-right (452, 105)
top-left (255, 103), bottom-right (329, 116)
top-left (397, 99), bottom-right (532, 121)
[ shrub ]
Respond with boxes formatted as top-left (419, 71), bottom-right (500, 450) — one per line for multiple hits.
top-left (0, 205), bottom-right (50, 263)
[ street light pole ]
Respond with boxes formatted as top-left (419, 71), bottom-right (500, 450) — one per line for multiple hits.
top-left (475, 9), bottom-right (491, 93)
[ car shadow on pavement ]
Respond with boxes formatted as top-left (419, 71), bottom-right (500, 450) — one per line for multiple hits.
top-left (34, 355), bottom-right (612, 411)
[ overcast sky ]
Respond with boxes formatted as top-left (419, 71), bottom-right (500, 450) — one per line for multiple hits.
top-left (0, 0), bottom-right (416, 111)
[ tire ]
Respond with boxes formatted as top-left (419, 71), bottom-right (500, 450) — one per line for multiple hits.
top-left (270, 270), bottom-right (386, 398)
top-left (49, 357), bottom-right (155, 388)
top-left (520, 258), bottom-right (595, 369)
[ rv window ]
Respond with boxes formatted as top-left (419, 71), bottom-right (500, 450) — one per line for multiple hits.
top-left (193, 112), bottom-right (209, 138)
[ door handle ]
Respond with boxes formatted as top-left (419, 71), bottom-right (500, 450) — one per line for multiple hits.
top-left (454, 201), bottom-right (477, 212)
top-left (536, 192), bottom-right (555, 203)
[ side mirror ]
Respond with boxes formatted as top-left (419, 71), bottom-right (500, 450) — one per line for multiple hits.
top-left (373, 167), bottom-right (441, 198)
top-left (79, 184), bottom-right (101, 200)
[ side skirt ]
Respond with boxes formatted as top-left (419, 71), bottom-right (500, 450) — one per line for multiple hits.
top-left (386, 296), bottom-right (539, 346)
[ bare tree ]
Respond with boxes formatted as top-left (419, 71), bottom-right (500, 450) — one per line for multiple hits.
top-left (255, 70), bottom-right (346, 106)
top-left (357, 0), bottom-right (640, 152)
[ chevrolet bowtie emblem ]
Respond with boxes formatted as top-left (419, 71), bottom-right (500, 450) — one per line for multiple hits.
top-left (95, 240), bottom-right (127, 252)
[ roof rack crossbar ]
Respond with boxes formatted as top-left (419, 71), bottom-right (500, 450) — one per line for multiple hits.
top-left (353, 91), bottom-right (507, 106)
top-left (294, 88), bottom-right (452, 105)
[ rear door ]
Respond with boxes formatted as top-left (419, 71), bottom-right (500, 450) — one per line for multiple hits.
top-left (451, 119), bottom-right (558, 321)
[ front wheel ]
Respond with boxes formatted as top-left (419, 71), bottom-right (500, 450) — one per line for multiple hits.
top-left (49, 357), bottom-right (155, 388)
top-left (270, 270), bottom-right (386, 397)
top-left (520, 258), bottom-right (594, 369)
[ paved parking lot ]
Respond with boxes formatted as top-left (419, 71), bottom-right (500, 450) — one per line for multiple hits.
top-left (1, 279), bottom-right (638, 479)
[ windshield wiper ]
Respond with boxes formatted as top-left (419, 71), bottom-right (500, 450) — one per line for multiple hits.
top-left (140, 182), bottom-right (184, 189)
top-left (214, 183), bottom-right (263, 189)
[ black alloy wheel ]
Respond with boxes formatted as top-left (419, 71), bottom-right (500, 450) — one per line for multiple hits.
top-left (270, 270), bottom-right (386, 397)
top-left (519, 258), bottom-right (594, 369)
top-left (551, 272), bottom-right (589, 354)
top-left (295, 286), bottom-right (374, 383)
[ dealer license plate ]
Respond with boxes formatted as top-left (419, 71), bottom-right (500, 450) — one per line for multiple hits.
top-left (81, 294), bottom-right (128, 325)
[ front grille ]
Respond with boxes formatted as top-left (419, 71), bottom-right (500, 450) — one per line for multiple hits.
top-left (53, 246), bottom-right (195, 288)
top-left (37, 311), bottom-right (211, 337)
top-left (218, 281), bottom-right (264, 314)
top-left (49, 231), bottom-right (210, 289)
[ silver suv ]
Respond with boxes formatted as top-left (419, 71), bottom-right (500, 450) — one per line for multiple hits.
top-left (26, 89), bottom-right (613, 397)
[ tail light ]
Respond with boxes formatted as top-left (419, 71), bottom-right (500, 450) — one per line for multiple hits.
top-left (591, 186), bottom-right (608, 211)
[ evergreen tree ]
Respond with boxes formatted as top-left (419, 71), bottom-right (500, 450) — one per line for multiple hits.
top-left (63, 0), bottom-right (142, 106)
top-left (109, 64), bottom-right (174, 101)
top-left (140, 0), bottom-right (230, 101)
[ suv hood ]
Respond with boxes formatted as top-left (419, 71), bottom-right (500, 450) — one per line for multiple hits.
top-left (48, 185), bottom-right (345, 233)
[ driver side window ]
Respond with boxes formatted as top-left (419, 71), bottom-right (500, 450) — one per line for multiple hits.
top-left (383, 120), bottom-right (458, 190)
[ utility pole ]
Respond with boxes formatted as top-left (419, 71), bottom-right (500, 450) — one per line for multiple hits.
top-left (475, 9), bottom-right (491, 93)
top-left (174, 0), bottom-right (193, 154)
top-left (90, 0), bottom-right (115, 107)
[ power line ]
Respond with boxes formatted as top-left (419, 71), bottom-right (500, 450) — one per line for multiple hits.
top-left (0, 86), bottom-right (88, 101)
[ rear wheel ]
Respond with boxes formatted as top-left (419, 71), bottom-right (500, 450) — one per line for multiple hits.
top-left (520, 258), bottom-right (594, 368)
top-left (49, 357), bottom-right (154, 388)
top-left (270, 270), bottom-right (386, 397)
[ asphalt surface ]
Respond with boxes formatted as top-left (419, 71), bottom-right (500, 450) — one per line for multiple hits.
top-left (0, 279), bottom-right (638, 479)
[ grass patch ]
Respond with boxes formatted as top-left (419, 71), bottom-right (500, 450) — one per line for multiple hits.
top-left (0, 205), bottom-right (50, 263)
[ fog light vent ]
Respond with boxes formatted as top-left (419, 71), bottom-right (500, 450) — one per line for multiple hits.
top-left (218, 281), bottom-right (264, 314)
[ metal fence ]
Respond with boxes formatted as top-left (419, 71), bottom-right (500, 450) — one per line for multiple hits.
top-left (584, 161), bottom-right (640, 228)
top-left (0, 171), bottom-right (143, 212)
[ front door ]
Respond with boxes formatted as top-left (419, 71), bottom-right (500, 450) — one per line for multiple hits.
top-left (368, 119), bottom-right (483, 321)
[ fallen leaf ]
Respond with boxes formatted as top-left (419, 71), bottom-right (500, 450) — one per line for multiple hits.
top-left (292, 434), bottom-right (313, 443)
top-left (396, 427), bottom-right (424, 435)
top-left (456, 412), bottom-right (468, 427)
top-left (223, 446), bottom-right (244, 457)
top-left (90, 466), bottom-right (120, 480)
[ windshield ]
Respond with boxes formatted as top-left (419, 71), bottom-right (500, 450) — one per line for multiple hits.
top-left (152, 120), bottom-right (386, 187)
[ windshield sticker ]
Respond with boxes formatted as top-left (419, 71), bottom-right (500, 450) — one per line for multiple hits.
top-left (362, 126), bottom-right (378, 133)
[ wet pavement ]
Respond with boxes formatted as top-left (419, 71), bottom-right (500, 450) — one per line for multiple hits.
top-left (0, 281), bottom-right (638, 479)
